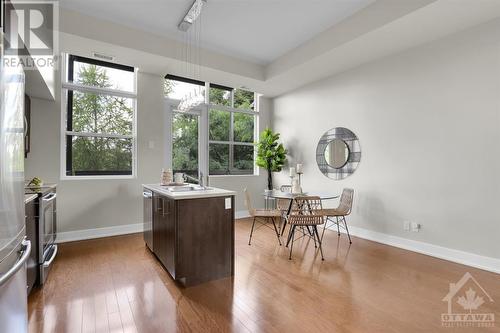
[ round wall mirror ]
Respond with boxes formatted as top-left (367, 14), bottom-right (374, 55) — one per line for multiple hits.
top-left (324, 139), bottom-right (349, 169)
top-left (316, 127), bottom-right (361, 180)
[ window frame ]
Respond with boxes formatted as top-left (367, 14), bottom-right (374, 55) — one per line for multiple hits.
top-left (171, 108), bottom-right (202, 179)
top-left (60, 54), bottom-right (138, 180)
top-left (208, 105), bottom-right (257, 176)
top-left (164, 75), bottom-right (259, 177)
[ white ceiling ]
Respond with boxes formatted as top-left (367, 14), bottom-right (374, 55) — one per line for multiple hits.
top-left (58, 0), bottom-right (374, 64)
top-left (57, 0), bottom-right (500, 97)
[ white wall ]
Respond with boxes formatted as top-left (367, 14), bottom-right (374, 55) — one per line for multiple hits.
top-left (25, 67), bottom-right (269, 236)
top-left (273, 19), bottom-right (500, 260)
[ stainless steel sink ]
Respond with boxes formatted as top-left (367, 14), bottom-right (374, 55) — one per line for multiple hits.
top-left (166, 185), bottom-right (213, 192)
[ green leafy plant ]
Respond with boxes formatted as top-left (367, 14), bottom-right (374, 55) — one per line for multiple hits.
top-left (256, 128), bottom-right (287, 190)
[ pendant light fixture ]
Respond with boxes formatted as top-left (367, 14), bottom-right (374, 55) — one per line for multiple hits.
top-left (178, 0), bottom-right (206, 112)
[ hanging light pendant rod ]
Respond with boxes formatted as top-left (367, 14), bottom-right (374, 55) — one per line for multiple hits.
top-left (178, 0), bottom-right (207, 32)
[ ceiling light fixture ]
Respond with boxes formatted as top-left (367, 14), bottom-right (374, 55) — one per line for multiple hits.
top-left (177, 0), bottom-right (206, 112)
top-left (178, 0), bottom-right (207, 32)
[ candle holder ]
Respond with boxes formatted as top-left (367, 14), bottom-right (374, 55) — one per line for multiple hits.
top-left (297, 172), bottom-right (303, 187)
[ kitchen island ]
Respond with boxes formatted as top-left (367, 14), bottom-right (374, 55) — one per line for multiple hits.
top-left (142, 184), bottom-right (236, 287)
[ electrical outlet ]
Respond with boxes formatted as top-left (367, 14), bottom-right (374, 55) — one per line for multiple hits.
top-left (403, 221), bottom-right (410, 231)
top-left (411, 222), bottom-right (421, 232)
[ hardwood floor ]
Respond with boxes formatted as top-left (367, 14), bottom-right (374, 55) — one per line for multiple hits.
top-left (29, 218), bottom-right (500, 333)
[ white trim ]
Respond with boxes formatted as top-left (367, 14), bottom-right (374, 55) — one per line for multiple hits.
top-left (60, 175), bottom-right (136, 181)
top-left (327, 225), bottom-right (500, 274)
top-left (65, 131), bottom-right (133, 139)
top-left (209, 140), bottom-right (254, 146)
top-left (235, 210), bottom-right (251, 219)
top-left (56, 212), bottom-right (252, 243)
top-left (207, 103), bottom-right (258, 115)
top-left (62, 82), bottom-right (137, 99)
top-left (210, 174), bottom-right (260, 179)
top-left (56, 223), bottom-right (143, 243)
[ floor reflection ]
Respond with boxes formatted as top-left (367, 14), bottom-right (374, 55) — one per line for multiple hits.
top-left (27, 219), bottom-right (500, 333)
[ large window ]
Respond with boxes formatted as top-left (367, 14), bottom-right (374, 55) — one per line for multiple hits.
top-left (172, 112), bottom-right (199, 179)
top-left (208, 85), bottom-right (256, 175)
top-left (62, 55), bottom-right (137, 177)
top-left (165, 75), bottom-right (258, 176)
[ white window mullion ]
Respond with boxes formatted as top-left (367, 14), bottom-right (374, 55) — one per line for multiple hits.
top-left (62, 82), bottom-right (137, 99)
top-left (65, 131), bottom-right (134, 139)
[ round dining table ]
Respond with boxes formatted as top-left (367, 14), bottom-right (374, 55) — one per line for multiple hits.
top-left (262, 190), bottom-right (340, 240)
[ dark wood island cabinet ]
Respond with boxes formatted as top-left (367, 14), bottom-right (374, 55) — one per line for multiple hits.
top-left (144, 184), bottom-right (236, 287)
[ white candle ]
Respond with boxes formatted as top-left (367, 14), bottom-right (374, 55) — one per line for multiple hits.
top-left (296, 163), bottom-right (303, 174)
top-left (289, 167), bottom-right (296, 177)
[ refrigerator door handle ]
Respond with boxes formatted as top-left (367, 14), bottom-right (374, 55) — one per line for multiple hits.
top-left (0, 239), bottom-right (31, 287)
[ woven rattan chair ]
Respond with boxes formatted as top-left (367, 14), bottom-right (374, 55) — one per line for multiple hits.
top-left (286, 196), bottom-right (325, 260)
top-left (321, 188), bottom-right (354, 244)
top-left (244, 188), bottom-right (282, 246)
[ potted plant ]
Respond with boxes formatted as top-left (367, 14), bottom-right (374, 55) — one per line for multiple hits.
top-left (256, 128), bottom-right (287, 191)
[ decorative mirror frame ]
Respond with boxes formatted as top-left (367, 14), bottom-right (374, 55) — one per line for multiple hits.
top-left (316, 127), bottom-right (361, 180)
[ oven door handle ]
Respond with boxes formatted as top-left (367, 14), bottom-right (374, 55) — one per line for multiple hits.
top-left (43, 245), bottom-right (58, 268)
top-left (42, 193), bottom-right (57, 203)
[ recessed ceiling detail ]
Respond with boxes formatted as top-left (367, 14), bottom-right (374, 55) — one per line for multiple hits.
top-left (58, 0), bottom-right (374, 64)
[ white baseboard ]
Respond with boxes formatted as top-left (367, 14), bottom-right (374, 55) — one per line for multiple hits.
top-left (235, 210), bottom-right (250, 219)
top-left (56, 215), bottom-right (500, 275)
top-left (56, 223), bottom-right (143, 243)
top-left (327, 224), bottom-right (500, 274)
top-left (57, 212), bottom-right (251, 243)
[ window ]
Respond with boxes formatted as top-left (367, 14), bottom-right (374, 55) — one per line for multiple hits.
top-left (209, 83), bottom-right (231, 106)
top-left (62, 55), bottom-right (137, 177)
top-left (172, 112), bottom-right (199, 179)
top-left (165, 75), bottom-right (258, 176)
top-left (165, 75), bottom-right (205, 100)
top-left (208, 85), bottom-right (256, 175)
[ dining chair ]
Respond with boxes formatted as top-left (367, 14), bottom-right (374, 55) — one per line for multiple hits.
top-left (286, 196), bottom-right (325, 260)
top-left (321, 188), bottom-right (354, 244)
top-left (277, 185), bottom-right (292, 234)
top-left (244, 188), bottom-right (282, 246)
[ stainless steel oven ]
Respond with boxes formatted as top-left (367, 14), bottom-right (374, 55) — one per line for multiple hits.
top-left (39, 191), bottom-right (57, 284)
top-left (143, 189), bottom-right (153, 251)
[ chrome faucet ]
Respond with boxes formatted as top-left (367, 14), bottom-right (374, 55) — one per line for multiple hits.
top-left (184, 172), bottom-right (207, 189)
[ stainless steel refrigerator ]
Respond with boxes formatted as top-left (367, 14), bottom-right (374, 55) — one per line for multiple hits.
top-left (0, 54), bottom-right (31, 331)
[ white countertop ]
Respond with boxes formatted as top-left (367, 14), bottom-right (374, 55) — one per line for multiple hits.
top-left (24, 194), bottom-right (38, 204)
top-left (143, 184), bottom-right (236, 200)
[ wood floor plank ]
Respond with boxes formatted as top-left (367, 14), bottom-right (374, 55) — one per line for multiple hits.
top-left (28, 218), bottom-right (500, 333)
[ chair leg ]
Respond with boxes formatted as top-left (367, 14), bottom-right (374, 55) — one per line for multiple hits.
top-left (248, 217), bottom-right (256, 245)
top-left (271, 217), bottom-right (282, 246)
top-left (280, 218), bottom-right (288, 236)
top-left (342, 216), bottom-right (352, 244)
top-left (313, 226), bottom-right (325, 261)
top-left (336, 216), bottom-right (340, 236)
top-left (312, 225), bottom-right (317, 248)
top-left (289, 226), bottom-right (296, 260)
top-left (286, 224), bottom-right (294, 247)
top-left (320, 217), bottom-right (328, 243)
